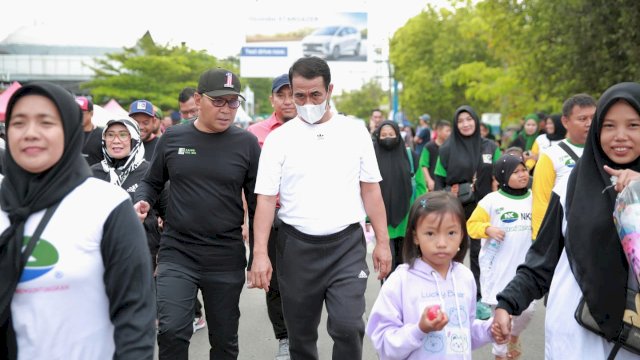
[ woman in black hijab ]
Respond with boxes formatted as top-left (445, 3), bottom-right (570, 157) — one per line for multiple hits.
top-left (434, 105), bottom-right (501, 319)
top-left (526, 114), bottom-right (567, 170)
top-left (0, 82), bottom-right (155, 359)
top-left (434, 105), bottom-right (501, 201)
top-left (373, 120), bottom-right (417, 277)
top-left (541, 114), bottom-right (567, 147)
top-left (494, 82), bottom-right (640, 359)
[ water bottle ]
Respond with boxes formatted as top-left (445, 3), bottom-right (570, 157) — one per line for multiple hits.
top-left (479, 239), bottom-right (503, 291)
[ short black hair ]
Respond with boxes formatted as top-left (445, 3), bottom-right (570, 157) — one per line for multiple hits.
top-left (289, 57), bottom-right (331, 90)
top-left (178, 87), bottom-right (196, 103)
top-left (435, 119), bottom-right (451, 129)
top-left (562, 93), bottom-right (596, 118)
top-left (371, 108), bottom-right (382, 114)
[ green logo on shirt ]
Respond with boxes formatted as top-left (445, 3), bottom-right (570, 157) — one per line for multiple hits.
top-left (500, 211), bottom-right (519, 223)
top-left (20, 238), bottom-right (59, 282)
top-left (178, 147), bottom-right (197, 155)
top-left (564, 158), bottom-right (576, 167)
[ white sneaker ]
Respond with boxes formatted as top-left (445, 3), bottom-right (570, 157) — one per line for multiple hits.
top-left (193, 316), bottom-right (206, 333)
top-left (275, 338), bottom-right (290, 360)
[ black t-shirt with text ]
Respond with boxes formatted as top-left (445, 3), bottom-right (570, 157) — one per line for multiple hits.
top-left (135, 123), bottom-right (260, 272)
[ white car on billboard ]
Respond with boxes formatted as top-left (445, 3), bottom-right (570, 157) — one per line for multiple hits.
top-left (301, 26), bottom-right (362, 60)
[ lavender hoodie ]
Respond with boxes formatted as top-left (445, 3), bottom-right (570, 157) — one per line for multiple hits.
top-left (366, 259), bottom-right (493, 360)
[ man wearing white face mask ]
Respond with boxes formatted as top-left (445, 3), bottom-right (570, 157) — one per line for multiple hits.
top-left (250, 56), bottom-right (392, 360)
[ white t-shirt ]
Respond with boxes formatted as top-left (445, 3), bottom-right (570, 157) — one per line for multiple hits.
top-left (255, 114), bottom-right (382, 235)
top-left (547, 139), bottom-right (584, 197)
top-left (533, 133), bottom-right (561, 155)
top-left (476, 190), bottom-right (532, 305)
top-left (5, 178), bottom-right (142, 360)
top-left (545, 178), bottom-right (637, 359)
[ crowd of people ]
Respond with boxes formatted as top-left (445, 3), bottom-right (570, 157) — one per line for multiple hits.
top-left (0, 54), bottom-right (638, 360)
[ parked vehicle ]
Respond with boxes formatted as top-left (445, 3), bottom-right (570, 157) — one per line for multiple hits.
top-left (301, 26), bottom-right (361, 60)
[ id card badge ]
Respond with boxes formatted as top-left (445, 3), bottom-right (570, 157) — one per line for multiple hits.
top-left (446, 327), bottom-right (471, 356)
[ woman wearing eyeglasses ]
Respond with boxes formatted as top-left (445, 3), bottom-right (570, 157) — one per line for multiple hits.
top-left (91, 118), bottom-right (167, 270)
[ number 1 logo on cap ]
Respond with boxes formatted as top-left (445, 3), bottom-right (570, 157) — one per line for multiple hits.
top-left (224, 72), bottom-right (234, 88)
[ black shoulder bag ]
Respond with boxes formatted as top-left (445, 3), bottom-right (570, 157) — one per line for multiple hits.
top-left (575, 285), bottom-right (640, 359)
top-left (446, 173), bottom-right (477, 206)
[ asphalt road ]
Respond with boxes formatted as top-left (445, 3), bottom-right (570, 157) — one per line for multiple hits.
top-left (155, 242), bottom-right (546, 359)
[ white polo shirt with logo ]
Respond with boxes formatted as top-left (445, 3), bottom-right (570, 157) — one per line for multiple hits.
top-left (255, 114), bottom-right (382, 235)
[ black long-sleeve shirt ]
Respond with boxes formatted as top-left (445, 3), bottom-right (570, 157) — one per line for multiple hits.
top-left (91, 161), bottom-right (168, 263)
top-left (496, 191), bottom-right (565, 315)
top-left (135, 122), bottom-right (260, 272)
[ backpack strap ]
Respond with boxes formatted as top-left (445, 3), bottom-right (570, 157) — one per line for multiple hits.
top-left (20, 202), bottom-right (60, 269)
top-left (558, 141), bottom-right (580, 162)
top-left (0, 201), bottom-right (60, 328)
top-left (406, 147), bottom-right (415, 176)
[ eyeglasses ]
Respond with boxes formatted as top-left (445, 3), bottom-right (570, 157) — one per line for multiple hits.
top-left (202, 94), bottom-right (242, 109)
top-left (104, 131), bottom-right (131, 141)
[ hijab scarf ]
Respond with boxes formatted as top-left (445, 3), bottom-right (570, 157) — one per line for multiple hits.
top-left (565, 82), bottom-right (640, 339)
top-left (0, 82), bottom-right (91, 328)
top-left (545, 114), bottom-right (567, 141)
top-left (493, 154), bottom-right (528, 196)
top-left (373, 121), bottom-right (413, 227)
top-left (438, 105), bottom-right (482, 185)
top-left (98, 118), bottom-right (145, 187)
top-left (519, 113), bottom-right (540, 151)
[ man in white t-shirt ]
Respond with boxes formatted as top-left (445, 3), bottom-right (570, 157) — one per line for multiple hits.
top-left (249, 57), bottom-right (392, 360)
top-left (531, 94), bottom-right (596, 239)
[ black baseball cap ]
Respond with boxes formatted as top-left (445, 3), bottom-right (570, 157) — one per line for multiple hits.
top-left (197, 68), bottom-right (245, 100)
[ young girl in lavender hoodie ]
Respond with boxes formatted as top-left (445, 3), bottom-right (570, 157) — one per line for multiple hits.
top-left (366, 192), bottom-right (502, 359)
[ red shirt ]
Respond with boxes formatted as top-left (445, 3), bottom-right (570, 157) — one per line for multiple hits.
top-left (247, 113), bottom-right (283, 148)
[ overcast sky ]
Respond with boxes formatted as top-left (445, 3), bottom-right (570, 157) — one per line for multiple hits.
top-left (0, 0), bottom-right (445, 58)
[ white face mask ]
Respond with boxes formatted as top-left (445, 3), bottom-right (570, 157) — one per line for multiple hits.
top-left (296, 100), bottom-right (327, 124)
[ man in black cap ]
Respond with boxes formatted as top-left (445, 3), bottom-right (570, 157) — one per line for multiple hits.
top-left (134, 68), bottom-right (260, 360)
top-left (247, 74), bottom-right (296, 360)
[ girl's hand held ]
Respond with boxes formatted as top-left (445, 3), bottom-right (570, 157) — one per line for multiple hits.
top-left (419, 305), bottom-right (449, 333)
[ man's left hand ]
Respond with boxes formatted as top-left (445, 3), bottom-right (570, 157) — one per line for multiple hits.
top-left (372, 242), bottom-right (392, 280)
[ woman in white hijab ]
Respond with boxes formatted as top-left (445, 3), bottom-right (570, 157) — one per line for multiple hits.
top-left (91, 118), bottom-right (167, 269)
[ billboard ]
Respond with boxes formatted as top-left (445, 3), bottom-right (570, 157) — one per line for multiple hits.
top-left (240, 12), bottom-right (368, 78)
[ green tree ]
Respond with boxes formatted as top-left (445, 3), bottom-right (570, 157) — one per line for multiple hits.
top-left (244, 77), bottom-right (273, 118)
top-left (82, 32), bottom-right (236, 110)
top-left (389, 0), bottom-right (640, 127)
top-left (390, 3), bottom-right (500, 123)
top-left (525, 0), bottom-right (640, 101)
top-left (333, 80), bottom-right (387, 120)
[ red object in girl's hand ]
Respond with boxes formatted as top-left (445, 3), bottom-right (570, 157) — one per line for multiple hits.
top-left (427, 305), bottom-right (441, 320)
